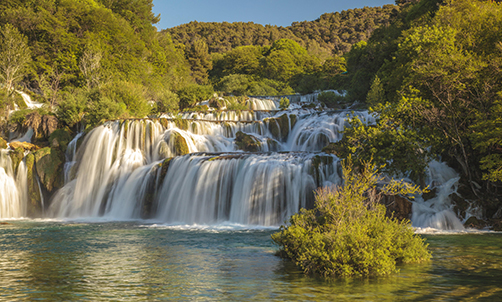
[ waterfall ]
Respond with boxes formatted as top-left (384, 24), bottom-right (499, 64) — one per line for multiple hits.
top-left (411, 161), bottom-right (465, 230)
top-left (0, 150), bottom-right (27, 218)
top-left (0, 91), bottom-right (467, 230)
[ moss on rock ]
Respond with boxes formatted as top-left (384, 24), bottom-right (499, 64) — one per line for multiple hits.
top-left (49, 129), bottom-right (72, 153)
top-left (9, 141), bottom-right (40, 152)
top-left (25, 153), bottom-right (42, 217)
top-left (235, 131), bottom-right (261, 152)
top-left (0, 137), bottom-right (7, 149)
top-left (9, 147), bottom-right (24, 174)
top-left (264, 113), bottom-right (296, 142)
top-left (172, 132), bottom-right (189, 156)
top-left (34, 147), bottom-right (64, 192)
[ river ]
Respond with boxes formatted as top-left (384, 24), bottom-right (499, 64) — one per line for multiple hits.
top-left (1, 220), bottom-right (500, 301)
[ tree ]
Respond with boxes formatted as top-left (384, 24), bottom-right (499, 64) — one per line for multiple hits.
top-left (187, 39), bottom-right (212, 84)
top-left (0, 24), bottom-right (31, 93)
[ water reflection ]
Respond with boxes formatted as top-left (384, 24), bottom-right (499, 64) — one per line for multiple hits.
top-left (0, 221), bottom-right (501, 301)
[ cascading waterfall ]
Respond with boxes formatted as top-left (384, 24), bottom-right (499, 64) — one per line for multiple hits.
top-left (0, 94), bottom-right (467, 230)
top-left (411, 161), bottom-right (465, 230)
top-left (0, 150), bottom-right (27, 218)
top-left (48, 109), bottom-right (347, 224)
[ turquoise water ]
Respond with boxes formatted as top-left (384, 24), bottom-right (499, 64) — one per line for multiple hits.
top-left (0, 221), bottom-right (501, 301)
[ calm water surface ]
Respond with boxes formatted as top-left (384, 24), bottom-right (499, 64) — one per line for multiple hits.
top-left (0, 220), bottom-right (501, 301)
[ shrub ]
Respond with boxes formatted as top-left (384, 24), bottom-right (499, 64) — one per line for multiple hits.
top-left (271, 157), bottom-right (430, 278)
top-left (177, 84), bottom-right (214, 109)
top-left (279, 97), bottom-right (290, 110)
top-left (103, 81), bottom-right (150, 117)
top-left (85, 96), bottom-right (125, 127)
top-left (56, 90), bottom-right (87, 128)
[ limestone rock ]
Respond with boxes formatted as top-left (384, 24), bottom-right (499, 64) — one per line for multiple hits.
top-left (34, 147), bottom-right (64, 192)
top-left (9, 141), bottom-right (40, 152)
top-left (235, 131), bottom-right (261, 152)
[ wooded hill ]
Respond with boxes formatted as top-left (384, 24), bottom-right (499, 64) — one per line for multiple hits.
top-left (165, 5), bottom-right (398, 57)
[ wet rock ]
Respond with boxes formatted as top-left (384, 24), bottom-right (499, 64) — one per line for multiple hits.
top-left (25, 153), bottom-right (42, 217)
top-left (34, 147), bottom-right (64, 193)
top-left (172, 132), bottom-right (189, 156)
top-left (9, 147), bottom-right (24, 174)
top-left (464, 216), bottom-right (486, 229)
top-left (264, 114), bottom-right (296, 142)
top-left (235, 131), bottom-right (261, 152)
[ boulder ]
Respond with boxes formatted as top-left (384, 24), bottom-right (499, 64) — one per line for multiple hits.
top-left (464, 216), bottom-right (486, 229)
top-left (264, 114), bottom-right (296, 142)
top-left (172, 132), bottom-right (189, 156)
top-left (235, 131), bottom-right (261, 152)
top-left (34, 147), bottom-right (64, 192)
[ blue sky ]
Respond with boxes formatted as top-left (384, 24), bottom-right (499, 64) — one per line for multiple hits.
top-left (152, 0), bottom-right (396, 30)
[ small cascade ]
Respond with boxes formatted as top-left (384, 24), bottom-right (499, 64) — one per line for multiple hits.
top-left (0, 150), bottom-right (26, 218)
top-left (411, 161), bottom-right (465, 230)
top-left (17, 91), bottom-right (44, 109)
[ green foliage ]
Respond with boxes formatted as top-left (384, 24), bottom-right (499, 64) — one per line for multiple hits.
top-left (271, 158), bottom-right (430, 278)
top-left (0, 23), bottom-right (31, 92)
top-left (9, 109), bottom-right (35, 125)
top-left (177, 84), bottom-right (214, 109)
top-left (317, 91), bottom-right (350, 109)
top-left (56, 90), bottom-right (87, 128)
top-left (224, 96), bottom-right (248, 111)
top-left (167, 5), bottom-right (398, 56)
top-left (152, 88), bottom-right (180, 113)
top-left (85, 96), bottom-right (125, 127)
top-left (102, 81), bottom-right (150, 117)
top-left (279, 97), bottom-right (290, 110)
top-left (332, 106), bottom-right (430, 183)
top-left (366, 75), bottom-right (385, 107)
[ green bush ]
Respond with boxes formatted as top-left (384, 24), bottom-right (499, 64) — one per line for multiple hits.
top-left (103, 81), bottom-right (150, 117)
top-left (279, 97), bottom-right (290, 110)
top-left (177, 84), bottom-right (214, 109)
top-left (85, 96), bottom-right (125, 127)
top-left (225, 96), bottom-right (248, 111)
top-left (57, 90), bottom-right (87, 128)
top-left (271, 157), bottom-right (430, 278)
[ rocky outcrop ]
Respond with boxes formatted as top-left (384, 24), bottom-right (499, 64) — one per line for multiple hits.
top-left (9, 141), bottom-right (40, 152)
top-left (9, 147), bottom-right (24, 174)
top-left (34, 147), bottom-right (64, 193)
top-left (23, 112), bottom-right (58, 140)
top-left (264, 114), bottom-right (297, 142)
top-left (321, 142), bottom-right (343, 157)
top-left (235, 131), bottom-right (261, 152)
top-left (172, 132), bottom-right (189, 156)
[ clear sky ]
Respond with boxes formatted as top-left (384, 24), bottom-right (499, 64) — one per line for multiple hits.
top-left (152, 0), bottom-right (396, 30)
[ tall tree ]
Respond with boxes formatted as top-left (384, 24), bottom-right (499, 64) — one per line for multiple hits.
top-left (0, 23), bottom-right (31, 93)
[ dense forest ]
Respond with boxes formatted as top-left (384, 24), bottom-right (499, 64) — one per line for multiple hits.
top-left (1, 0), bottom-right (502, 224)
